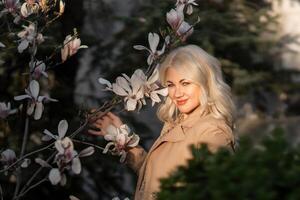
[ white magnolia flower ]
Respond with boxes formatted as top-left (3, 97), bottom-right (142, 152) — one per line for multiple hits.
top-left (61, 35), bottom-right (88, 62)
top-left (42, 119), bottom-right (69, 141)
top-left (20, 0), bottom-right (39, 18)
top-left (32, 60), bottom-right (48, 79)
top-left (43, 120), bottom-right (95, 185)
top-left (176, 21), bottom-right (194, 42)
top-left (0, 149), bottom-right (16, 165)
top-left (143, 68), bottom-right (168, 106)
top-left (14, 80), bottom-right (58, 120)
top-left (0, 102), bottom-right (17, 119)
top-left (99, 68), bottom-right (168, 110)
top-left (166, 8), bottom-right (184, 31)
top-left (176, 0), bottom-right (198, 15)
top-left (99, 69), bottom-right (145, 111)
top-left (103, 124), bottom-right (140, 163)
top-left (17, 23), bottom-right (44, 53)
top-left (133, 32), bottom-right (166, 65)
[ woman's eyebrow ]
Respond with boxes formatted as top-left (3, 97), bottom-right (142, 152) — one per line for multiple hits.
top-left (179, 79), bottom-right (188, 83)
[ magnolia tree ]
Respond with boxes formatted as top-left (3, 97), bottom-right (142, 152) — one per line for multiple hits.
top-left (0, 0), bottom-right (199, 199)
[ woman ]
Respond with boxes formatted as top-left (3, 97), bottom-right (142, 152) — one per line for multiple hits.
top-left (89, 45), bottom-right (236, 200)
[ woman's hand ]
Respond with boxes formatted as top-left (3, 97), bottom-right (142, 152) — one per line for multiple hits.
top-left (88, 111), bottom-right (123, 136)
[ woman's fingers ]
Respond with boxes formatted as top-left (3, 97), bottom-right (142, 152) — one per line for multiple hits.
top-left (88, 129), bottom-right (104, 136)
top-left (107, 112), bottom-right (123, 127)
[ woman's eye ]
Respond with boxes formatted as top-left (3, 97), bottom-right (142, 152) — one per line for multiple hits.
top-left (182, 82), bottom-right (190, 86)
top-left (167, 84), bottom-right (174, 87)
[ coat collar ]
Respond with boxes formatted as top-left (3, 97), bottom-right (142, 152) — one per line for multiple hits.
top-left (149, 106), bottom-right (210, 153)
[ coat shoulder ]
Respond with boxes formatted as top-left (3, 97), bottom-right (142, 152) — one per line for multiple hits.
top-left (187, 114), bottom-right (234, 143)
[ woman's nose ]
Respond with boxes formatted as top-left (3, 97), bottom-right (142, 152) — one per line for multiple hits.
top-left (174, 86), bottom-right (184, 97)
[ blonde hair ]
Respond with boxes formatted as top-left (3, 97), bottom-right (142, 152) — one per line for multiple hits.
top-left (157, 45), bottom-right (236, 128)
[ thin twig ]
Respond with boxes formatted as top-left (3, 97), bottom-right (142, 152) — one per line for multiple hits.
top-left (72, 139), bottom-right (105, 151)
top-left (13, 35), bottom-right (37, 200)
top-left (16, 153), bottom-right (56, 200)
top-left (0, 143), bottom-right (54, 173)
top-left (14, 178), bottom-right (48, 200)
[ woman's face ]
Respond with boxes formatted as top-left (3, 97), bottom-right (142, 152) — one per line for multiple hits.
top-left (165, 68), bottom-right (201, 114)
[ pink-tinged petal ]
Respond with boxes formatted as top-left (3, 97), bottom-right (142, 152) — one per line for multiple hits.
top-left (150, 92), bottom-right (161, 103)
top-left (60, 173), bottom-right (67, 186)
top-left (116, 134), bottom-right (126, 146)
top-left (147, 68), bottom-right (159, 84)
top-left (102, 142), bottom-right (115, 154)
top-left (133, 45), bottom-right (149, 51)
top-left (58, 119), bottom-right (68, 139)
top-left (165, 35), bottom-right (170, 45)
top-left (36, 33), bottom-right (44, 44)
top-left (34, 101), bottom-right (44, 120)
top-left (126, 98), bottom-right (137, 111)
top-left (134, 69), bottom-right (147, 81)
top-left (119, 124), bottom-right (130, 134)
top-left (136, 87), bottom-right (145, 99)
top-left (119, 150), bottom-right (127, 163)
top-left (61, 46), bottom-right (69, 62)
top-left (116, 77), bottom-right (131, 93)
top-left (20, 3), bottom-right (29, 17)
top-left (131, 70), bottom-right (145, 94)
top-left (186, 5), bottom-right (193, 15)
top-left (127, 134), bottom-right (140, 147)
top-left (72, 38), bottom-right (81, 50)
top-left (20, 158), bottom-right (31, 168)
top-left (39, 96), bottom-right (58, 102)
top-left (41, 71), bottom-right (48, 78)
top-left (157, 43), bottom-right (165, 56)
top-left (148, 33), bottom-right (160, 53)
top-left (14, 94), bottom-right (31, 101)
top-left (18, 39), bottom-right (29, 53)
top-left (55, 140), bottom-right (64, 154)
top-left (166, 8), bottom-right (184, 30)
top-left (49, 168), bottom-right (61, 185)
top-left (35, 158), bottom-right (51, 168)
top-left (78, 45), bottom-right (88, 49)
top-left (71, 155), bottom-right (81, 174)
top-left (156, 87), bottom-right (168, 96)
top-left (104, 134), bottom-right (115, 141)
top-left (43, 129), bottom-right (57, 140)
top-left (147, 54), bottom-right (154, 65)
top-left (41, 135), bottom-right (53, 142)
top-left (1, 149), bottom-right (16, 163)
top-left (79, 146), bottom-right (95, 157)
top-left (27, 102), bottom-right (35, 115)
top-left (177, 21), bottom-right (194, 41)
top-left (112, 83), bottom-right (128, 96)
top-left (61, 137), bottom-right (73, 150)
top-left (98, 78), bottom-right (112, 88)
top-left (122, 73), bottom-right (131, 82)
top-left (29, 80), bottom-right (39, 99)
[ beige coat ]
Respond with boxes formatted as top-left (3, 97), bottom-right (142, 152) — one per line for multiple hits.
top-left (126, 107), bottom-right (235, 200)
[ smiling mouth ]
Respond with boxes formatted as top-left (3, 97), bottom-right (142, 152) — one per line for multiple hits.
top-left (177, 99), bottom-right (188, 106)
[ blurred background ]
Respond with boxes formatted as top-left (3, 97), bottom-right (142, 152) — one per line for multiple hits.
top-left (0, 0), bottom-right (300, 199)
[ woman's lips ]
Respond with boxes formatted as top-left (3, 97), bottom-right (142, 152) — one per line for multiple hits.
top-left (177, 99), bottom-right (188, 106)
